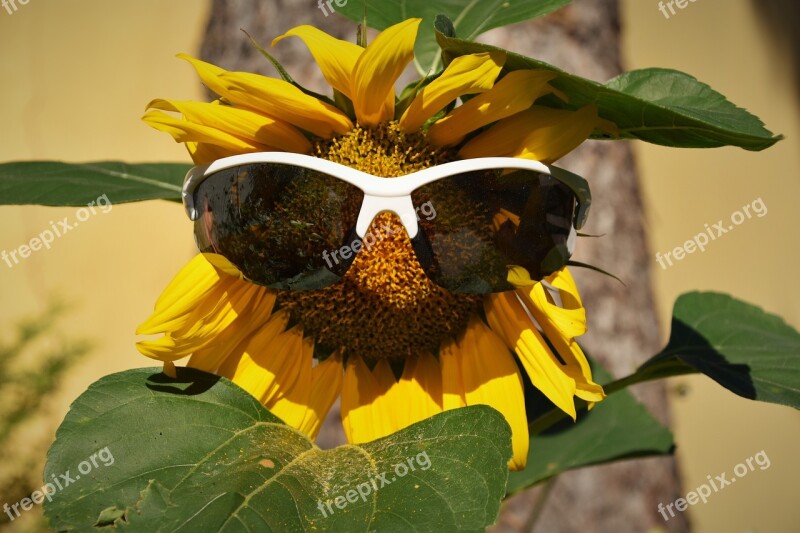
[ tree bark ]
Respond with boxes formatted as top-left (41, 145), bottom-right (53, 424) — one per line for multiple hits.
top-left (199, 1), bottom-right (688, 531)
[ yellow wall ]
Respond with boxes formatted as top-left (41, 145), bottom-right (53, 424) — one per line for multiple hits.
top-left (0, 1), bottom-right (797, 532)
top-left (0, 0), bottom-right (207, 448)
top-left (622, 1), bottom-right (800, 532)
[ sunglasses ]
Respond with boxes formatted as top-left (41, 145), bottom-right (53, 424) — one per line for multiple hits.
top-left (182, 152), bottom-right (591, 293)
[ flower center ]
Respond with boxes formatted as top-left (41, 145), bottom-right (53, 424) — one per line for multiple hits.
top-left (276, 123), bottom-right (482, 362)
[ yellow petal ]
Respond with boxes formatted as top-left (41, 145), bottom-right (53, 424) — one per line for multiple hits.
top-left (187, 288), bottom-right (276, 373)
top-left (429, 70), bottom-right (558, 146)
top-left (499, 267), bottom-right (604, 405)
top-left (460, 104), bottom-right (599, 163)
top-left (142, 110), bottom-right (268, 155)
top-left (172, 281), bottom-right (258, 339)
top-left (341, 356), bottom-right (398, 443)
top-left (178, 53), bottom-right (232, 99)
top-left (218, 71), bottom-right (354, 138)
top-left (544, 266), bottom-right (584, 309)
top-left (352, 18), bottom-right (421, 126)
top-left (217, 311), bottom-right (292, 399)
top-left (136, 255), bottom-right (273, 364)
top-left (372, 359), bottom-right (403, 436)
top-left (180, 52), bottom-right (351, 138)
top-left (514, 268), bottom-right (604, 403)
top-left (484, 292), bottom-right (578, 420)
top-left (457, 316), bottom-right (530, 470)
top-left (399, 51), bottom-right (505, 132)
top-left (298, 351), bottom-right (345, 439)
top-left (148, 99), bottom-right (312, 153)
top-left (202, 252), bottom-right (246, 280)
top-left (273, 25), bottom-right (363, 98)
top-left (185, 141), bottom-right (236, 165)
top-left (137, 281), bottom-right (260, 361)
top-left (439, 337), bottom-right (467, 411)
top-left (265, 332), bottom-right (315, 431)
top-left (512, 267), bottom-right (587, 339)
top-left (394, 353), bottom-right (444, 430)
top-left (137, 254), bottom-right (225, 335)
top-left (548, 337), bottom-right (605, 404)
top-left (514, 105), bottom-right (599, 163)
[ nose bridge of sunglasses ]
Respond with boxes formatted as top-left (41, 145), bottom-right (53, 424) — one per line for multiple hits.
top-left (356, 195), bottom-right (420, 239)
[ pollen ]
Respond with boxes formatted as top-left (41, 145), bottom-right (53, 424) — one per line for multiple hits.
top-left (276, 122), bottom-right (482, 362)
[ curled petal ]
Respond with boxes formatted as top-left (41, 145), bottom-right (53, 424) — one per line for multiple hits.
top-left (142, 110), bottom-right (268, 156)
top-left (136, 254), bottom-right (275, 363)
top-left (399, 51), bottom-right (505, 132)
top-left (429, 70), bottom-right (559, 146)
top-left (273, 25), bottom-right (363, 98)
top-left (219, 71), bottom-right (354, 138)
top-left (485, 292), bottom-right (578, 419)
top-left (352, 18), bottom-right (421, 126)
top-left (148, 99), bottom-right (311, 154)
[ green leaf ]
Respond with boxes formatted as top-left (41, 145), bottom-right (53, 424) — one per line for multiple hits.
top-left (507, 365), bottom-right (673, 493)
top-left (437, 35), bottom-right (782, 151)
top-left (604, 69), bottom-right (781, 149)
top-left (637, 292), bottom-right (800, 408)
top-left (336, 0), bottom-right (571, 75)
top-left (0, 161), bottom-right (189, 206)
top-left (44, 368), bottom-right (511, 532)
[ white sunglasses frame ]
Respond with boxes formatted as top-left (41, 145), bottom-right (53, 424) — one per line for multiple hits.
top-left (182, 152), bottom-right (588, 240)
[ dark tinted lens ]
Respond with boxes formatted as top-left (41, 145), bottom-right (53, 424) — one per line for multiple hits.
top-left (193, 163), bottom-right (364, 290)
top-left (411, 168), bottom-right (575, 293)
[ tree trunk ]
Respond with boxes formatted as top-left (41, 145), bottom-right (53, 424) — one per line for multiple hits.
top-left (199, 1), bottom-right (688, 531)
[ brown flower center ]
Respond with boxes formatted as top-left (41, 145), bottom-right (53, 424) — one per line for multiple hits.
top-left (276, 123), bottom-right (481, 362)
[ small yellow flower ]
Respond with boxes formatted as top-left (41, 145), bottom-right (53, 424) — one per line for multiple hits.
top-left (139, 19), bottom-right (606, 470)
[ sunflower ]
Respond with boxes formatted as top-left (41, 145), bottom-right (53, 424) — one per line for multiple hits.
top-left (138, 18), bottom-right (606, 470)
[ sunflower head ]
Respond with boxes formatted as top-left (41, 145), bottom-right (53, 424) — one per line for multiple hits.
top-left (138, 19), bottom-right (606, 470)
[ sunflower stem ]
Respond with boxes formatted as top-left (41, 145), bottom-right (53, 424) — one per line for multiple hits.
top-left (522, 477), bottom-right (557, 532)
top-left (527, 359), bottom-right (697, 435)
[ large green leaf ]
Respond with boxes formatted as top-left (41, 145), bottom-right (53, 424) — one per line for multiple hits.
top-left (0, 161), bottom-right (189, 206)
top-left (507, 366), bottom-right (673, 493)
top-left (336, 0), bottom-right (571, 74)
top-left (635, 292), bottom-right (800, 408)
top-left (522, 291), bottom-right (799, 441)
top-left (437, 35), bottom-right (781, 151)
top-left (43, 368), bottom-right (511, 532)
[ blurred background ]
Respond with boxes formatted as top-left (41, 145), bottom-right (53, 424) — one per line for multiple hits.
top-left (0, 1), bottom-right (797, 531)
